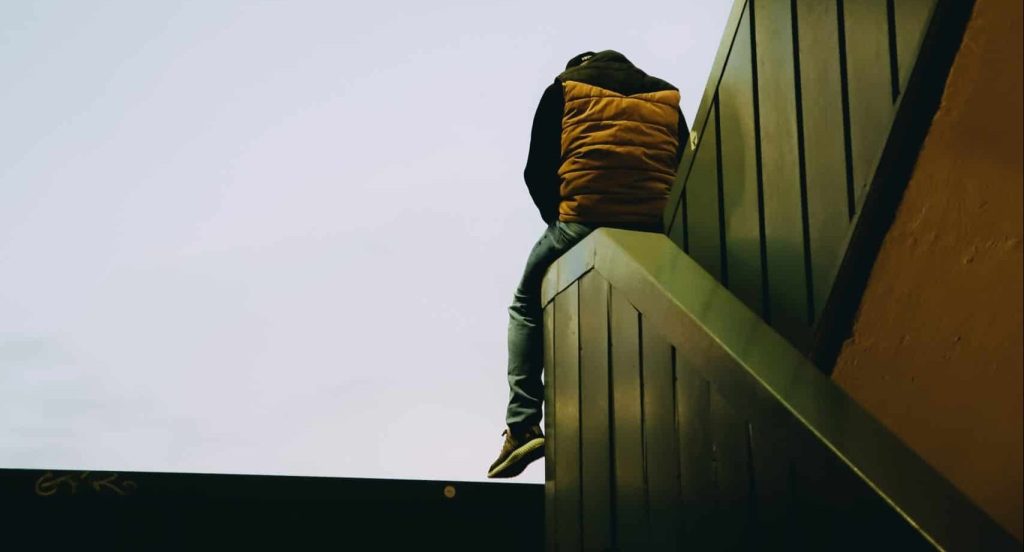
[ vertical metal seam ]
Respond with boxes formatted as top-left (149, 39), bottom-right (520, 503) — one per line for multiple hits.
top-left (547, 297), bottom-right (557, 552)
top-left (670, 345), bottom-right (683, 545)
top-left (575, 281), bottom-right (583, 550)
top-left (836, 0), bottom-right (857, 219)
top-left (666, 191), bottom-right (680, 237)
top-left (713, 95), bottom-right (729, 287)
top-left (790, 0), bottom-right (817, 325)
top-left (681, 189), bottom-right (690, 254)
top-left (886, 0), bottom-right (901, 102)
top-left (605, 283), bottom-right (618, 550)
top-left (749, 0), bottom-right (772, 323)
top-left (636, 309), bottom-right (651, 541)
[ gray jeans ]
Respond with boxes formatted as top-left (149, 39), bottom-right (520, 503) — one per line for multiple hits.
top-left (505, 221), bottom-right (595, 429)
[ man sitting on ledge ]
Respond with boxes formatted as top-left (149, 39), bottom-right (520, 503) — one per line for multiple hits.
top-left (488, 50), bottom-right (688, 478)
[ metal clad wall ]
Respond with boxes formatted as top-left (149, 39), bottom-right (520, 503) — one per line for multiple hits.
top-left (797, 0), bottom-right (853, 321)
top-left (895, 1), bottom-right (937, 92)
top-left (684, 107), bottom-right (723, 281)
top-left (749, 423), bottom-right (796, 548)
top-left (675, 351), bottom-right (713, 548)
top-left (841, 0), bottom-right (895, 205)
top-left (543, 305), bottom-right (556, 552)
top-left (709, 388), bottom-right (753, 550)
top-left (577, 272), bottom-right (612, 551)
top-left (788, 429), bottom-right (835, 549)
top-left (609, 289), bottom-right (647, 549)
top-left (542, 259), bottom-right (1010, 549)
top-left (718, 5), bottom-right (764, 316)
top-left (754, 0), bottom-right (812, 340)
top-left (545, 274), bottom-right (941, 551)
top-left (663, 0), bottom-right (942, 364)
top-left (639, 318), bottom-right (680, 550)
top-left (787, 428), bottom-right (937, 551)
top-left (553, 284), bottom-right (581, 551)
top-left (666, 198), bottom-right (687, 256)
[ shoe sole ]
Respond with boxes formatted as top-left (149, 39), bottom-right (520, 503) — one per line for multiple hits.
top-left (487, 437), bottom-right (545, 479)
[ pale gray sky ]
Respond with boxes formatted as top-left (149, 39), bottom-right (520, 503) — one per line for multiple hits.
top-left (0, 1), bottom-right (732, 483)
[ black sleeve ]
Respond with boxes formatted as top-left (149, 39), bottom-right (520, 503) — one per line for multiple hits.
top-left (675, 105), bottom-right (690, 167)
top-left (523, 81), bottom-right (564, 225)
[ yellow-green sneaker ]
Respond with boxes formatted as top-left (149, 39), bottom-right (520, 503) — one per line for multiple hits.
top-left (487, 425), bottom-right (545, 479)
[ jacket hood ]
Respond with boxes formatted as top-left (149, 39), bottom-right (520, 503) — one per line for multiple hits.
top-left (587, 50), bottom-right (632, 66)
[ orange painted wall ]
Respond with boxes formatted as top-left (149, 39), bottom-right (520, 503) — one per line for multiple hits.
top-left (832, 0), bottom-right (1023, 539)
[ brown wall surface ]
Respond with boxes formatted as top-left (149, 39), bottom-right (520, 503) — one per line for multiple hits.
top-left (832, 0), bottom-right (1023, 540)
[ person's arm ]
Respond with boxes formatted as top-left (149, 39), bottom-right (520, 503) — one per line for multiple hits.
top-left (523, 81), bottom-right (564, 225)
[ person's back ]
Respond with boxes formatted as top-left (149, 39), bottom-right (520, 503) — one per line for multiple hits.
top-left (488, 50), bottom-right (687, 479)
top-left (555, 50), bottom-right (683, 226)
top-left (521, 50), bottom-right (687, 231)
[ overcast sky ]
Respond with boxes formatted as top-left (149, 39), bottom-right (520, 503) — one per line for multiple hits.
top-left (1, 1), bottom-right (732, 484)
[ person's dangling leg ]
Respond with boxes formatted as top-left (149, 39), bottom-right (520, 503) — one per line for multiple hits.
top-left (488, 221), bottom-right (593, 478)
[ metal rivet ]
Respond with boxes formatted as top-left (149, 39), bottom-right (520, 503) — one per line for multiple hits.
top-left (443, 485), bottom-right (456, 499)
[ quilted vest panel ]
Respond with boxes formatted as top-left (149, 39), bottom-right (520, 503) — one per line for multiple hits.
top-left (558, 80), bottom-right (680, 225)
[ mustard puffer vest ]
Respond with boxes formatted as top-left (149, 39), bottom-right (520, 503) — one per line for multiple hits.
top-left (556, 52), bottom-right (682, 226)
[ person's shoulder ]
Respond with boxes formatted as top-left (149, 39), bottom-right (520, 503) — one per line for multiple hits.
top-left (640, 73), bottom-right (678, 93)
top-left (557, 51), bottom-right (677, 96)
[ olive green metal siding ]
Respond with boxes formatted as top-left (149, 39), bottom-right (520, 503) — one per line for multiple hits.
top-left (553, 283), bottom-right (581, 551)
top-left (681, 106), bottom-right (723, 281)
top-left (543, 305), bottom-right (557, 552)
top-left (609, 287), bottom-right (646, 549)
top-left (719, 9), bottom-right (762, 316)
top-left (663, 0), bottom-right (938, 360)
top-left (798, 0), bottom-right (853, 321)
top-left (640, 321), bottom-right (679, 550)
top-left (577, 272), bottom-right (612, 551)
top-left (544, 267), bottom-right (932, 551)
top-left (541, 229), bottom-right (1019, 551)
